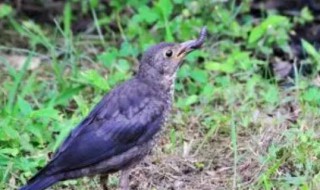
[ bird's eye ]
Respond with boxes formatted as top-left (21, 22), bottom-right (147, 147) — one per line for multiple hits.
top-left (165, 50), bottom-right (173, 57)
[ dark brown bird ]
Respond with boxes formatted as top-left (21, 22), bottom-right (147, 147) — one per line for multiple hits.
top-left (20, 27), bottom-right (207, 190)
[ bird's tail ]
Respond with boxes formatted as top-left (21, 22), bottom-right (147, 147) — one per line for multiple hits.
top-left (19, 175), bottom-right (59, 190)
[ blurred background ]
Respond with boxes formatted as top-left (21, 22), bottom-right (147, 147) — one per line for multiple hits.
top-left (1, 0), bottom-right (320, 189)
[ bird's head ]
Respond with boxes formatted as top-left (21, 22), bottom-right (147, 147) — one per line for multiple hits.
top-left (137, 27), bottom-right (207, 88)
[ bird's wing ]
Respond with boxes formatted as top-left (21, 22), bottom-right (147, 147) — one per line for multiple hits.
top-left (45, 80), bottom-right (165, 175)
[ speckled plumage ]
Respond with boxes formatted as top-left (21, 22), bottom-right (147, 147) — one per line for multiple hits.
top-left (20, 27), bottom-right (207, 190)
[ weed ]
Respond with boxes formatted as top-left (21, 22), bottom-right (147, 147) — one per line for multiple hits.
top-left (1, 1), bottom-right (320, 189)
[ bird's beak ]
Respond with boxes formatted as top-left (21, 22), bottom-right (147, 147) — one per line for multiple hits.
top-left (177, 27), bottom-right (207, 58)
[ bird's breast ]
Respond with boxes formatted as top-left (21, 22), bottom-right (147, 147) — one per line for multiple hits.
top-left (161, 74), bottom-right (176, 107)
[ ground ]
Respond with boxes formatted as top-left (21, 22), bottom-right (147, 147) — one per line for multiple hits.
top-left (1, 1), bottom-right (320, 190)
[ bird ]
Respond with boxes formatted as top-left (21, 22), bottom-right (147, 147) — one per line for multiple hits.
top-left (19, 27), bottom-right (207, 190)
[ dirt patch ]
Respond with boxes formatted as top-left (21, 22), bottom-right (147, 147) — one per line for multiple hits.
top-left (118, 89), bottom-right (301, 190)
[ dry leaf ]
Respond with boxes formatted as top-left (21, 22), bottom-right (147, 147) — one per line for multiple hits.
top-left (312, 75), bottom-right (320, 87)
top-left (183, 140), bottom-right (193, 157)
top-left (272, 57), bottom-right (292, 80)
top-left (1, 54), bottom-right (41, 70)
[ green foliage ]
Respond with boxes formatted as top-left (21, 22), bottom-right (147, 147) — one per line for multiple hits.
top-left (296, 7), bottom-right (314, 24)
top-left (0, 0), bottom-right (320, 189)
top-left (257, 127), bottom-right (320, 188)
top-left (0, 4), bottom-right (12, 18)
top-left (302, 39), bottom-right (320, 72)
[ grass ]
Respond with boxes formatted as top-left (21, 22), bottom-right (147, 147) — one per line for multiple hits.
top-left (1, 0), bottom-right (320, 189)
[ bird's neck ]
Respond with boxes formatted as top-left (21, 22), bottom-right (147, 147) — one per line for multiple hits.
top-left (136, 73), bottom-right (176, 106)
top-left (137, 70), bottom-right (176, 91)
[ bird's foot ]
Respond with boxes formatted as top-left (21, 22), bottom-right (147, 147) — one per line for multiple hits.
top-left (100, 174), bottom-right (109, 190)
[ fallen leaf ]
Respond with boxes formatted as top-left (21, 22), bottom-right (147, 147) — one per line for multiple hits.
top-left (272, 57), bottom-right (292, 80)
top-left (312, 75), bottom-right (320, 87)
top-left (1, 54), bottom-right (41, 70)
top-left (182, 140), bottom-right (193, 157)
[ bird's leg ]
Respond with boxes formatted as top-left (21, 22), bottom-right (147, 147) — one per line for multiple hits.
top-left (119, 169), bottom-right (130, 190)
top-left (100, 174), bottom-right (109, 190)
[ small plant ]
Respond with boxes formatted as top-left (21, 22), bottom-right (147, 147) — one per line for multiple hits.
top-left (1, 1), bottom-right (320, 189)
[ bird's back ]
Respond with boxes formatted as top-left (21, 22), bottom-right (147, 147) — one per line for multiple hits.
top-left (21, 77), bottom-right (170, 190)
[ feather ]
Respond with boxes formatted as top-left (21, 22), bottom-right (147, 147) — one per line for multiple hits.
top-left (23, 78), bottom-right (165, 187)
